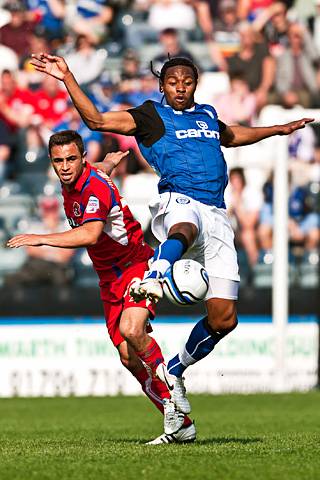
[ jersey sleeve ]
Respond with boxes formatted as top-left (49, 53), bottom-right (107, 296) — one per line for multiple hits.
top-left (128, 100), bottom-right (165, 147)
top-left (81, 178), bottom-right (114, 225)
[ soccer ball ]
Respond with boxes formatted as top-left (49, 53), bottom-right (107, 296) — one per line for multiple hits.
top-left (163, 259), bottom-right (209, 306)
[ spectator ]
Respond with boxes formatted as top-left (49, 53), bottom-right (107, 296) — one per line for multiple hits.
top-left (64, 34), bottom-right (107, 86)
top-left (4, 195), bottom-right (74, 287)
top-left (0, 44), bottom-right (18, 74)
top-left (53, 102), bottom-right (103, 164)
top-left (311, 140), bottom-right (320, 184)
top-left (120, 49), bottom-right (141, 81)
top-left (227, 20), bottom-right (276, 109)
top-left (100, 98), bottom-right (151, 184)
top-left (0, 69), bottom-right (55, 184)
top-left (24, 0), bottom-right (66, 42)
top-left (226, 167), bottom-right (263, 267)
top-left (253, 2), bottom-right (318, 60)
top-left (147, 0), bottom-right (197, 33)
top-left (32, 75), bottom-right (68, 128)
top-left (252, 1), bottom-right (290, 57)
top-left (197, 0), bottom-right (241, 71)
top-left (0, 69), bottom-right (35, 133)
top-left (65, 0), bottom-right (113, 45)
top-left (237, 0), bottom-right (275, 21)
top-left (14, 124), bottom-right (49, 190)
top-left (151, 28), bottom-right (195, 73)
top-left (132, 69), bottom-right (163, 105)
top-left (0, 1), bottom-right (40, 57)
top-left (114, 69), bottom-right (163, 107)
top-left (288, 124), bottom-right (316, 187)
top-left (196, 0), bottom-right (227, 34)
top-left (311, 0), bottom-right (320, 54)
top-left (112, 50), bottom-right (147, 107)
top-left (0, 122), bottom-right (11, 184)
top-left (196, 0), bottom-right (225, 40)
top-left (275, 22), bottom-right (320, 108)
top-left (126, 0), bottom-right (197, 49)
top-left (89, 72), bottom-right (116, 112)
top-left (20, 31), bottom-right (50, 85)
top-left (214, 72), bottom-right (257, 125)
top-left (258, 174), bottom-right (320, 257)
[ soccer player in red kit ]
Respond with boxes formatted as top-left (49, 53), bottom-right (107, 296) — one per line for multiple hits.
top-left (8, 130), bottom-right (195, 444)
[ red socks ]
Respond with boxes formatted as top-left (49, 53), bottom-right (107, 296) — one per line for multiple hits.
top-left (134, 365), bottom-right (192, 426)
top-left (135, 366), bottom-right (170, 414)
top-left (136, 337), bottom-right (164, 375)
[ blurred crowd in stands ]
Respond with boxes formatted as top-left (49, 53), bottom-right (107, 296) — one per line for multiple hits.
top-left (0, 0), bottom-right (319, 290)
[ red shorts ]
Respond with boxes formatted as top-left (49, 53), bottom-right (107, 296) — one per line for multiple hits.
top-left (101, 261), bottom-right (156, 347)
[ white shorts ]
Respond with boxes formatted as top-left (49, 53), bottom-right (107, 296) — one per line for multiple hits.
top-left (149, 192), bottom-right (240, 300)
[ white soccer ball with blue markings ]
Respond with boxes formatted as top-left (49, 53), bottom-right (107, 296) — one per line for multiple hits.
top-left (163, 259), bottom-right (209, 306)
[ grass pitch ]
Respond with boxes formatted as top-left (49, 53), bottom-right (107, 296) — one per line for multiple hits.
top-left (0, 392), bottom-right (319, 480)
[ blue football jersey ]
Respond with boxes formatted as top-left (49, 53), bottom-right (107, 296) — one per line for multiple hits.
top-left (129, 101), bottom-right (228, 207)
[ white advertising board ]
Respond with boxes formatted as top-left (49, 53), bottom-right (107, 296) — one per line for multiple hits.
top-left (0, 317), bottom-right (318, 397)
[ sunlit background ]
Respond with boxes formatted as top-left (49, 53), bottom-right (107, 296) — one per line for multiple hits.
top-left (0, 0), bottom-right (319, 397)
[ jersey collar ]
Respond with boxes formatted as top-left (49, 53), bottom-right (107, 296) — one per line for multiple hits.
top-left (165, 103), bottom-right (197, 114)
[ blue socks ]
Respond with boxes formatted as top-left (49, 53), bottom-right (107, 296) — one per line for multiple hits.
top-left (167, 317), bottom-right (224, 377)
top-left (145, 237), bottom-right (186, 280)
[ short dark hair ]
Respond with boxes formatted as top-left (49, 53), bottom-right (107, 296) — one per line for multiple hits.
top-left (160, 28), bottom-right (178, 37)
top-left (48, 130), bottom-right (85, 157)
top-left (151, 57), bottom-right (199, 84)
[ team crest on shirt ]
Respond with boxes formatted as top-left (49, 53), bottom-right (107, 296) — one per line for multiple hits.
top-left (86, 196), bottom-right (100, 213)
top-left (196, 120), bottom-right (208, 129)
top-left (176, 197), bottom-right (190, 204)
top-left (73, 201), bottom-right (81, 217)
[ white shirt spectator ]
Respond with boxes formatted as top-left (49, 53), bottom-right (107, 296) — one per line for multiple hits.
top-left (65, 46), bottom-right (107, 85)
top-left (225, 183), bottom-right (263, 213)
top-left (148, 0), bottom-right (196, 31)
top-left (0, 44), bottom-right (18, 73)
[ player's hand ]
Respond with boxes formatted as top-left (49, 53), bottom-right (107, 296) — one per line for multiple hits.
top-left (7, 234), bottom-right (44, 248)
top-left (30, 53), bottom-right (69, 81)
top-left (278, 118), bottom-right (314, 135)
top-left (104, 150), bottom-right (130, 168)
top-left (94, 150), bottom-right (130, 175)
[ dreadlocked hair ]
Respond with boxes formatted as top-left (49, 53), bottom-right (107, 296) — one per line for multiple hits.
top-left (150, 57), bottom-right (199, 84)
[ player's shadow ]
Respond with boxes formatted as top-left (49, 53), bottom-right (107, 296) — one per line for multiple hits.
top-left (113, 437), bottom-right (263, 445)
top-left (196, 437), bottom-right (263, 445)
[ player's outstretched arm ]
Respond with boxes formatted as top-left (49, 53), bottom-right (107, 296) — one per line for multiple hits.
top-left (93, 150), bottom-right (130, 175)
top-left (7, 221), bottom-right (104, 249)
top-left (30, 53), bottom-right (136, 135)
top-left (220, 118), bottom-right (314, 147)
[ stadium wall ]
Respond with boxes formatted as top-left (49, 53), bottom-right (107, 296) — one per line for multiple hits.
top-left (0, 315), bottom-right (317, 397)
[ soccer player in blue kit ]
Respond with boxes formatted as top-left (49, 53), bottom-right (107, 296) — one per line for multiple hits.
top-left (31, 53), bottom-right (313, 440)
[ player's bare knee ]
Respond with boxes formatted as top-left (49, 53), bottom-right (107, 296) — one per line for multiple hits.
top-left (211, 314), bottom-right (237, 334)
top-left (120, 323), bottom-right (145, 349)
top-left (168, 222), bottom-right (198, 247)
top-left (207, 300), bottom-right (238, 333)
top-left (125, 328), bottom-right (145, 347)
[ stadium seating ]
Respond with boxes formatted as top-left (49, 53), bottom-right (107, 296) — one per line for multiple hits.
top-left (0, 247), bottom-right (26, 287)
